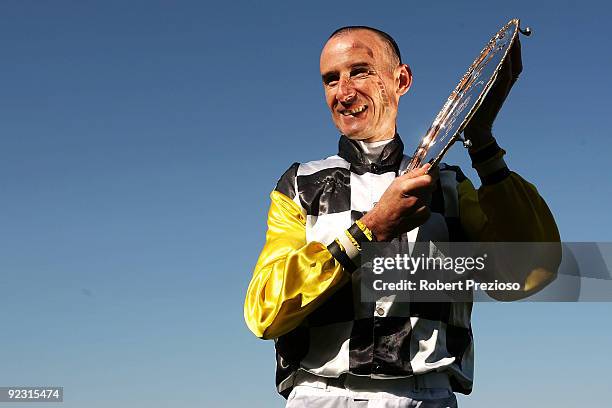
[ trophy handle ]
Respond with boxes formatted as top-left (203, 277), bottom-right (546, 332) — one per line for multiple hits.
top-left (518, 25), bottom-right (532, 36)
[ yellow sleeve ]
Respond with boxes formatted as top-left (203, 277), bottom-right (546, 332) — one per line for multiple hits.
top-left (458, 142), bottom-right (561, 298)
top-left (458, 172), bottom-right (560, 243)
top-left (244, 190), bottom-right (350, 340)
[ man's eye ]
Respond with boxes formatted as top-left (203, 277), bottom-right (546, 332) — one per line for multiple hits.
top-left (323, 75), bottom-right (339, 86)
top-left (351, 68), bottom-right (370, 78)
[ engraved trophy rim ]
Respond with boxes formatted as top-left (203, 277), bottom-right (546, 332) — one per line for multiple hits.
top-left (405, 18), bottom-right (526, 174)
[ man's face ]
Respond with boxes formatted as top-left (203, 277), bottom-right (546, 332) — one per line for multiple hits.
top-left (320, 30), bottom-right (411, 141)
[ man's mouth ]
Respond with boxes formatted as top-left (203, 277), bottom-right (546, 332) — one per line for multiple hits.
top-left (340, 105), bottom-right (367, 116)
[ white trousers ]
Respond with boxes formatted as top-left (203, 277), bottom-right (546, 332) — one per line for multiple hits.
top-left (286, 372), bottom-right (458, 408)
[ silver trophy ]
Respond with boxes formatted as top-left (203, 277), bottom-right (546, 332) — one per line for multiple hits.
top-left (405, 18), bottom-right (531, 174)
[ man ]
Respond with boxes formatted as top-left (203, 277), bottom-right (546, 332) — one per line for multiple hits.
top-left (244, 26), bottom-right (559, 407)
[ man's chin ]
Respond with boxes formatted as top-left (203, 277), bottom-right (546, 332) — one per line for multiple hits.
top-left (339, 124), bottom-right (395, 142)
top-left (338, 127), bottom-right (373, 141)
top-left (343, 133), bottom-right (372, 141)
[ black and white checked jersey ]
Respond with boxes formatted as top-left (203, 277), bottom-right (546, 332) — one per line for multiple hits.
top-left (245, 134), bottom-right (560, 399)
top-left (274, 135), bottom-right (473, 396)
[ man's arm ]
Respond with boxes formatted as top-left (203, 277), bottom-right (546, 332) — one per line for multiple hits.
top-left (244, 164), bottom-right (373, 340)
top-left (456, 37), bottom-right (561, 299)
top-left (458, 140), bottom-right (561, 299)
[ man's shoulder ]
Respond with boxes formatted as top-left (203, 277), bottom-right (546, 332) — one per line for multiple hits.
top-left (294, 155), bottom-right (350, 175)
top-left (274, 155), bottom-right (350, 196)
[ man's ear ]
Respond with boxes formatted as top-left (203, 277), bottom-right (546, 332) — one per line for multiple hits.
top-left (397, 63), bottom-right (412, 96)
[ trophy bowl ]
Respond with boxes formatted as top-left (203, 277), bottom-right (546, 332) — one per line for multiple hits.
top-left (406, 18), bottom-right (531, 174)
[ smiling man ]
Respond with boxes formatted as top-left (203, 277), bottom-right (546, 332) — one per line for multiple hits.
top-left (320, 28), bottom-right (409, 142)
top-left (244, 26), bottom-right (559, 407)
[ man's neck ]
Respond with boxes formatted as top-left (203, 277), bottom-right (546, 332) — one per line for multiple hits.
top-left (361, 125), bottom-right (397, 143)
top-left (355, 138), bottom-right (394, 164)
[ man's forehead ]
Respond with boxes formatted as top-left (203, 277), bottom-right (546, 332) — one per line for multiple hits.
top-left (323, 36), bottom-right (374, 58)
top-left (321, 30), bottom-right (390, 64)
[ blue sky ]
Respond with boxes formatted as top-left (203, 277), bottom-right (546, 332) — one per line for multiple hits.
top-left (1, 1), bottom-right (611, 407)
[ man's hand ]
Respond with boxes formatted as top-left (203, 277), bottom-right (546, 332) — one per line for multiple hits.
top-left (360, 164), bottom-right (436, 241)
top-left (464, 38), bottom-right (523, 149)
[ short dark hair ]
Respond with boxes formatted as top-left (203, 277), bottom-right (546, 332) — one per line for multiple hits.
top-left (328, 25), bottom-right (402, 65)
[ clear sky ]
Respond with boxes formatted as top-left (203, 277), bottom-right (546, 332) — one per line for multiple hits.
top-left (1, 1), bottom-right (611, 407)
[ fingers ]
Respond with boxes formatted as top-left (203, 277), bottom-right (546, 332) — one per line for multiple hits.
top-left (500, 38), bottom-right (523, 95)
top-left (400, 163), bottom-right (435, 183)
top-left (402, 163), bottom-right (430, 179)
top-left (395, 163), bottom-right (436, 200)
top-left (401, 164), bottom-right (437, 212)
top-left (509, 37), bottom-right (523, 86)
top-left (372, 163), bottom-right (435, 238)
top-left (495, 36), bottom-right (523, 93)
top-left (428, 165), bottom-right (440, 185)
top-left (398, 179), bottom-right (434, 218)
top-left (495, 53), bottom-right (513, 96)
top-left (400, 173), bottom-right (434, 197)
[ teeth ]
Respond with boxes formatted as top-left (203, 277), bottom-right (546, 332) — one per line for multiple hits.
top-left (342, 106), bottom-right (367, 115)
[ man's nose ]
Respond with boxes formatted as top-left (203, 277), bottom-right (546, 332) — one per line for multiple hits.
top-left (337, 77), bottom-right (356, 105)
